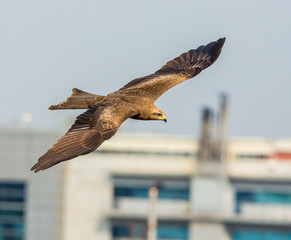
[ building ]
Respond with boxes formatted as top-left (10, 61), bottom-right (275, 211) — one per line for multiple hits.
top-left (1, 129), bottom-right (291, 240)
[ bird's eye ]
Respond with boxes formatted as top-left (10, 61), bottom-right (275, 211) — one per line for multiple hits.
top-left (155, 113), bottom-right (162, 117)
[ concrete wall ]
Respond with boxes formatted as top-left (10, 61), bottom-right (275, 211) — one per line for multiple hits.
top-left (0, 130), bottom-right (63, 240)
top-left (190, 222), bottom-right (230, 240)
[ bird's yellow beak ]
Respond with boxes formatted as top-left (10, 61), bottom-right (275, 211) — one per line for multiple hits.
top-left (161, 115), bottom-right (167, 123)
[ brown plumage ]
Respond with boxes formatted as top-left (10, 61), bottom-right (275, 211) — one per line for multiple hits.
top-left (31, 38), bottom-right (225, 172)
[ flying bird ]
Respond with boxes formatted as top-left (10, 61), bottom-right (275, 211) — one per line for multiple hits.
top-left (31, 38), bottom-right (225, 172)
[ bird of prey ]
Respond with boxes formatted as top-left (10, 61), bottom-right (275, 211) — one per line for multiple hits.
top-left (31, 38), bottom-right (225, 172)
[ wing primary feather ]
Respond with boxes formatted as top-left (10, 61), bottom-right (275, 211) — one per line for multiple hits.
top-left (155, 37), bottom-right (225, 77)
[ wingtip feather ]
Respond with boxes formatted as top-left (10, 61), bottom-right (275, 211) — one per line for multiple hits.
top-left (31, 164), bottom-right (40, 173)
top-left (156, 37), bottom-right (226, 76)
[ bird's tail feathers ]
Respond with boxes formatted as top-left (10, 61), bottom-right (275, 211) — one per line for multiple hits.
top-left (49, 88), bottom-right (104, 110)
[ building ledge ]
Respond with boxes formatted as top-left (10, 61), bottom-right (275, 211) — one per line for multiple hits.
top-left (107, 210), bottom-right (291, 226)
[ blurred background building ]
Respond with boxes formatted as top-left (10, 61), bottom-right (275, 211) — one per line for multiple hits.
top-left (1, 96), bottom-right (291, 240)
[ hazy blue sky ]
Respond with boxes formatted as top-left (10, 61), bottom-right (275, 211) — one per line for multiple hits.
top-left (1, 0), bottom-right (291, 138)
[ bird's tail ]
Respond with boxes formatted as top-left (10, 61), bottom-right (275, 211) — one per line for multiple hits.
top-left (49, 88), bottom-right (104, 110)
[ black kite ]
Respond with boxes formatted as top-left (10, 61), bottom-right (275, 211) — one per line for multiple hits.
top-left (31, 38), bottom-right (225, 172)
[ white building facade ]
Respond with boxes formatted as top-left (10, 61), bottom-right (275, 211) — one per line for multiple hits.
top-left (1, 130), bottom-right (291, 240)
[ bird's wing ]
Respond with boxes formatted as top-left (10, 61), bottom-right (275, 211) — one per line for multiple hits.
top-left (118, 38), bottom-right (225, 101)
top-left (31, 100), bottom-right (137, 172)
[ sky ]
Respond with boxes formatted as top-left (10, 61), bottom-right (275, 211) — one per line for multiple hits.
top-left (1, 0), bottom-right (291, 138)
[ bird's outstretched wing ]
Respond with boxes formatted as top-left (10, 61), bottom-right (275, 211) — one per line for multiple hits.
top-left (119, 38), bottom-right (225, 101)
top-left (31, 100), bottom-right (137, 172)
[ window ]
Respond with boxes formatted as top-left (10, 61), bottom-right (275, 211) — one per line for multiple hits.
top-left (113, 176), bottom-right (190, 204)
top-left (157, 223), bottom-right (188, 240)
top-left (114, 186), bottom-right (189, 200)
top-left (112, 220), bottom-right (145, 239)
top-left (235, 190), bottom-right (291, 213)
top-left (95, 149), bottom-right (193, 157)
top-left (0, 182), bottom-right (26, 240)
top-left (112, 220), bottom-right (188, 240)
top-left (235, 154), bottom-right (268, 160)
top-left (230, 227), bottom-right (291, 240)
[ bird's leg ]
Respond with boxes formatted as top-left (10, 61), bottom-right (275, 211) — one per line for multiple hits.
top-left (49, 88), bottom-right (105, 110)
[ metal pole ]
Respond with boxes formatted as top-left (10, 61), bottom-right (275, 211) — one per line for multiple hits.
top-left (198, 107), bottom-right (214, 162)
top-left (219, 93), bottom-right (228, 163)
top-left (147, 186), bottom-right (158, 240)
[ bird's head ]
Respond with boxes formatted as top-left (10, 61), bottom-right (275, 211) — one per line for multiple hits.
top-left (151, 111), bottom-right (167, 123)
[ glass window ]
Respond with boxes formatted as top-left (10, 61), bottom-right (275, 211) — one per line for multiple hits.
top-left (112, 224), bottom-right (130, 238)
top-left (157, 223), bottom-right (188, 240)
top-left (112, 220), bottom-right (188, 240)
top-left (0, 182), bottom-right (26, 240)
top-left (236, 190), bottom-right (291, 213)
top-left (112, 220), bottom-right (146, 239)
top-left (113, 176), bottom-right (190, 201)
top-left (231, 227), bottom-right (291, 240)
top-left (114, 187), bottom-right (189, 200)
